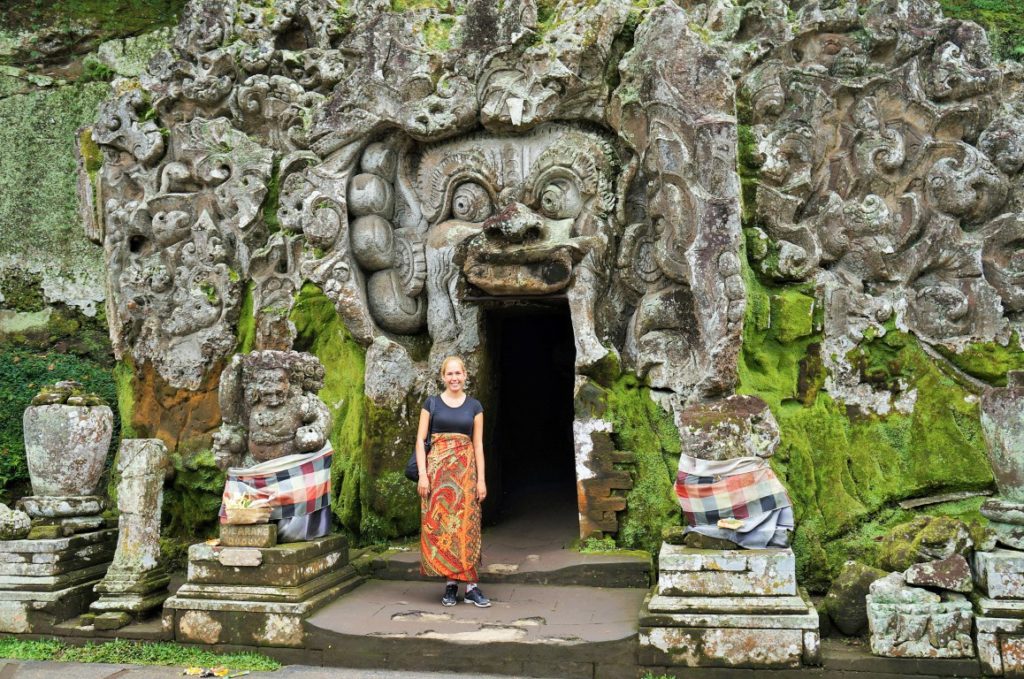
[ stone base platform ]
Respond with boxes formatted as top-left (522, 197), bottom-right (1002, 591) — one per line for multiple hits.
top-left (638, 544), bottom-right (819, 670)
top-left (304, 579), bottom-right (646, 679)
top-left (639, 589), bottom-right (820, 669)
top-left (164, 533), bottom-right (362, 648)
top-left (974, 549), bottom-right (1024, 675)
top-left (0, 527), bottom-right (116, 633)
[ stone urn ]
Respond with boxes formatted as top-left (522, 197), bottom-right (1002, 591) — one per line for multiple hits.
top-left (22, 382), bottom-right (112, 499)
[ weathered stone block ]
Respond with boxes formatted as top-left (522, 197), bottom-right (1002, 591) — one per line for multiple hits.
top-left (187, 534), bottom-right (347, 587)
top-left (905, 554), bottom-right (973, 593)
top-left (867, 574), bottom-right (974, 658)
top-left (975, 549), bottom-right (1024, 600)
top-left (657, 544), bottom-right (796, 596)
top-left (976, 617), bottom-right (1024, 676)
top-left (639, 626), bottom-right (809, 669)
top-left (220, 523), bottom-right (277, 548)
top-left (218, 548), bottom-right (263, 567)
top-left (167, 533), bottom-right (360, 648)
top-left (19, 496), bottom-right (104, 519)
top-left (166, 565), bottom-right (362, 647)
top-left (93, 611), bottom-right (132, 630)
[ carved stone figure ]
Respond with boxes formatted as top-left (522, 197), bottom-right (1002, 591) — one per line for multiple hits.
top-left (212, 350), bottom-right (331, 470)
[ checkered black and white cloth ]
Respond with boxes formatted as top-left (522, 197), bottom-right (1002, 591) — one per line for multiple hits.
top-left (675, 465), bottom-right (791, 528)
top-left (220, 444), bottom-right (332, 523)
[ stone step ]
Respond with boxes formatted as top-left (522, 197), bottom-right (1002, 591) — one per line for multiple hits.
top-left (304, 579), bottom-right (645, 679)
top-left (365, 546), bottom-right (651, 588)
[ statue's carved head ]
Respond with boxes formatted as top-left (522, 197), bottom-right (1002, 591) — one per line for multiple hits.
top-left (406, 123), bottom-right (619, 297)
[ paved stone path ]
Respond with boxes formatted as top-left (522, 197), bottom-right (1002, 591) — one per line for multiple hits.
top-left (0, 662), bottom-right (559, 678)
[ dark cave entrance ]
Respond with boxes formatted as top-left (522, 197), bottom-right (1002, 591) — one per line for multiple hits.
top-left (482, 302), bottom-right (577, 528)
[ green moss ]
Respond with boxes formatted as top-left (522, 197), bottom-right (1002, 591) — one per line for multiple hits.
top-left (390, 0), bottom-right (456, 11)
top-left (422, 16), bottom-right (454, 50)
top-left (161, 449), bottom-right (225, 554)
top-left (78, 127), bottom-right (103, 178)
top-left (939, 0), bottom-right (1024, 61)
top-left (601, 374), bottom-right (682, 555)
top-left (0, 271), bottom-right (46, 312)
top-left (80, 54), bottom-right (114, 82)
top-left (234, 282), bottom-right (255, 355)
top-left (737, 256), bottom-right (994, 590)
top-left (112, 358), bottom-right (136, 439)
top-left (937, 334), bottom-right (1024, 386)
top-left (0, 82), bottom-right (111, 285)
top-left (290, 283), bottom-right (368, 534)
top-left (289, 283), bottom-right (427, 544)
top-left (0, 0), bottom-right (186, 40)
top-left (771, 289), bottom-right (815, 343)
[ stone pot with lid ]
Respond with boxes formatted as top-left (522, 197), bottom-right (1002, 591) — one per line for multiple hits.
top-left (22, 381), bottom-right (112, 503)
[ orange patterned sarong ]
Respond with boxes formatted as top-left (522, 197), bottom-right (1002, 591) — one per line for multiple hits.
top-left (420, 433), bottom-right (481, 581)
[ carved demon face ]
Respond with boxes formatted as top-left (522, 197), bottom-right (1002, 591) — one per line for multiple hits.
top-left (407, 123), bottom-right (618, 296)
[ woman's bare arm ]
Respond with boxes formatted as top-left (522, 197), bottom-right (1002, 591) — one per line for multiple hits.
top-left (473, 412), bottom-right (486, 502)
top-left (416, 406), bottom-right (431, 499)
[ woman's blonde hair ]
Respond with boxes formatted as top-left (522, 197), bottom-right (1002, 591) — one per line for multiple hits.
top-left (438, 355), bottom-right (467, 380)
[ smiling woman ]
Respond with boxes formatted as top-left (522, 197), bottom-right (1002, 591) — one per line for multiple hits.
top-left (416, 356), bottom-right (491, 608)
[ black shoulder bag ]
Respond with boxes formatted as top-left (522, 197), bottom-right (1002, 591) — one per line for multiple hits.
top-left (404, 396), bottom-right (436, 482)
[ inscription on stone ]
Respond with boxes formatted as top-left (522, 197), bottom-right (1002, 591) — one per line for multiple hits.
top-left (219, 524), bottom-right (277, 549)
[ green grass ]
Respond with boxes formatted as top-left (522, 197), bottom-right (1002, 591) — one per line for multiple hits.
top-left (0, 638), bottom-right (280, 670)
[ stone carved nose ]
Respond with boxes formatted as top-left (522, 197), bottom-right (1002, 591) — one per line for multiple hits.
top-left (482, 202), bottom-right (544, 243)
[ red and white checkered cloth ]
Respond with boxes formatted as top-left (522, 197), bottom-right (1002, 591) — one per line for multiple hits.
top-left (675, 465), bottom-right (791, 527)
top-left (220, 444), bottom-right (332, 523)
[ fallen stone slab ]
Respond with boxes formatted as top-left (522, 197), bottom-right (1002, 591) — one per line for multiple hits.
top-left (905, 554), bottom-right (973, 593)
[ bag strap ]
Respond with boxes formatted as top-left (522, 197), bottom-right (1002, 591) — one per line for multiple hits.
top-left (425, 395), bottom-right (437, 444)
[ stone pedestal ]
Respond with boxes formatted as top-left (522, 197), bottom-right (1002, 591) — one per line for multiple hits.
top-left (867, 572), bottom-right (974, 659)
top-left (639, 543), bottom-right (819, 669)
top-left (974, 549), bottom-right (1024, 675)
top-left (0, 528), bottom-right (117, 633)
top-left (164, 533), bottom-right (362, 648)
top-left (88, 439), bottom-right (170, 629)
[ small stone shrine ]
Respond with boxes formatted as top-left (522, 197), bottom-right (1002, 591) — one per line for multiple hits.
top-left (164, 349), bottom-right (361, 648)
top-left (87, 439), bottom-right (171, 630)
top-left (0, 383), bottom-right (117, 633)
top-left (639, 396), bottom-right (819, 669)
top-left (974, 371), bottom-right (1024, 675)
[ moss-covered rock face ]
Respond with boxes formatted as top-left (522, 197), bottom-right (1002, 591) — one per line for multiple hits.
top-left (876, 515), bottom-right (975, 572)
top-left (598, 374), bottom-right (682, 555)
top-left (290, 283), bottom-right (420, 544)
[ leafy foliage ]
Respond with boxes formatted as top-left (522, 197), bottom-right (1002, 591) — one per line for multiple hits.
top-left (940, 0), bottom-right (1024, 61)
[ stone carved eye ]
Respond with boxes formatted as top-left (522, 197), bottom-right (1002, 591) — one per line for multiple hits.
top-left (450, 182), bottom-right (493, 222)
top-left (538, 179), bottom-right (582, 220)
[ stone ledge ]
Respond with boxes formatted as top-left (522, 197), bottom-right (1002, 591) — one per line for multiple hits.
top-left (169, 564), bottom-right (360, 605)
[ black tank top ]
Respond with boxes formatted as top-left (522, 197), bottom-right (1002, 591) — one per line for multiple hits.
top-left (425, 395), bottom-right (483, 437)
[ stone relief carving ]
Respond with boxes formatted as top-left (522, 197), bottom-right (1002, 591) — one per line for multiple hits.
top-left (704, 0), bottom-right (1024, 411)
top-left (212, 349), bottom-right (331, 471)
top-left (87, 0), bottom-right (746, 407)
top-left (81, 0), bottom-right (1024, 516)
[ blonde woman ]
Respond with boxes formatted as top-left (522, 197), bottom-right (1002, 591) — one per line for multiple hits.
top-left (416, 356), bottom-right (490, 607)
